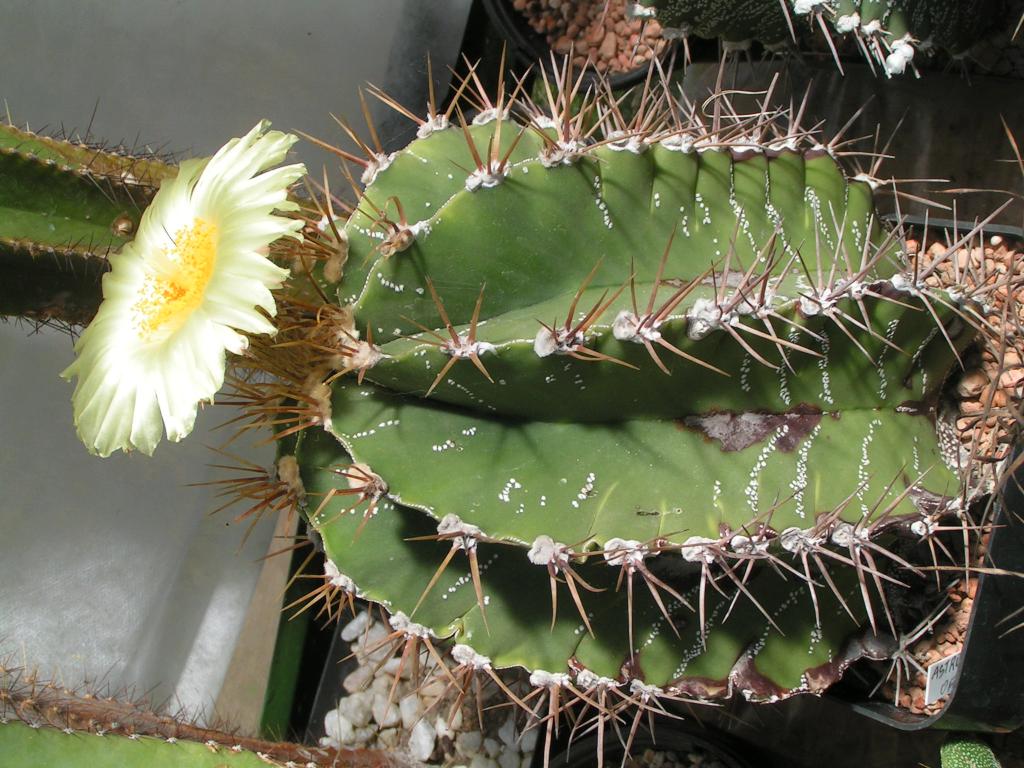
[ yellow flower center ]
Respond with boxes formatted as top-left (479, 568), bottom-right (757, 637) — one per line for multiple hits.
top-left (132, 218), bottom-right (218, 340)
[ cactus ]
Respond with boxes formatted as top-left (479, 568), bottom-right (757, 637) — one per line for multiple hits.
top-left (941, 736), bottom-right (1002, 768)
top-left (635, 0), bottom-right (1007, 75)
top-left (205, 62), bottom-right (1010, 760)
top-left (0, 662), bottom-right (395, 768)
top-left (0, 122), bottom-right (173, 324)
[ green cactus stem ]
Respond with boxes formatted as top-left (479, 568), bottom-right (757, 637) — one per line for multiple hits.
top-left (636, 0), bottom-right (1007, 75)
top-left (0, 123), bottom-right (173, 324)
top-left (941, 736), bottom-right (1002, 768)
top-left (0, 662), bottom-right (400, 768)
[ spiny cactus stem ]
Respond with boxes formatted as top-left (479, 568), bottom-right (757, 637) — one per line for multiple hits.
top-left (447, 647), bottom-right (531, 721)
top-left (536, 258), bottom-right (637, 368)
top-left (365, 56), bottom-right (462, 139)
top-left (0, 239), bottom-right (108, 325)
top-left (529, 536), bottom-right (602, 635)
top-left (283, 557), bottom-right (358, 623)
top-left (191, 448), bottom-right (304, 526)
top-left (0, 662), bottom-right (392, 768)
top-left (617, 240), bottom-right (732, 375)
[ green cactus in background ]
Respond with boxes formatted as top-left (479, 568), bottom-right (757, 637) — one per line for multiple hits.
top-left (204, 62), bottom-right (1008, 757)
top-left (941, 736), bottom-right (1002, 768)
top-left (635, 0), bottom-right (1008, 75)
top-left (0, 122), bottom-right (174, 325)
top-left (0, 662), bottom-right (391, 768)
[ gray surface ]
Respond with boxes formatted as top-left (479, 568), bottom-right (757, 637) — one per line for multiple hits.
top-left (0, 0), bottom-right (472, 723)
top-left (0, 320), bottom-right (275, 718)
top-left (0, 0), bottom-right (471, 173)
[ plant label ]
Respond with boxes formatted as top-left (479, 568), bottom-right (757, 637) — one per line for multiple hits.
top-left (925, 651), bottom-right (962, 705)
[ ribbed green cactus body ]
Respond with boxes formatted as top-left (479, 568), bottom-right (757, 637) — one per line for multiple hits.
top-left (363, 278), bottom-right (953, 418)
top-left (0, 150), bottom-right (137, 253)
top-left (899, 0), bottom-right (1003, 53)
top-left (327, 382), bottom-right (955, 547)
top-left (341, 127), bottom-right (885, 347)
top-left (300, 426), bottom-right (867, 690)
top-left (647, 0), bottom-right (789, 43)
top-left (289, 92), bottom-right (977, 703)
top-left (641, 0), bottom-right (1004, 60)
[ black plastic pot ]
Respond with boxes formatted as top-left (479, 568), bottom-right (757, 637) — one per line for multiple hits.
top-left (481, 0), bottom-right (676, 89)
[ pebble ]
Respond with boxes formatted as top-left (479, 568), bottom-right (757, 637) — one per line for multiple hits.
top-left (337, 690), bottom-right (373, 728)
top-left (323, 710), bottom-right (354, 745)
top-left (378, 728), bottom-right (401, 748)
top-left (457, 730), bottom-right (484, 755)
top-left (484, 737), bottom-right (501, 758)
top-left (956, 369), bottom-right (988, 398)
top-left (599, 31), bottom-right (617, 61)
top-left (881, 545), bottom-right (990, 715)
top-left (400, 693), bottom-right (422, 729)
top-left (409, 718), bottom-right (437, 762)
top-left (520, 728), bottom-right (539, 753)
top-left (325, 612), bottom-right (540, 767)
top-left (436, 714), bottom-right (455, 740)
top-left (352, 725), bottom-right (376, 746)
top-left (343, 663), bottom-right (374, 694)
top-left (913, 237), bottom-right (1022, 465)
top-left (340, 610), bottom-right (370, 642)
top-left (371, 693), bottom-right (401, 728)
top-left (498, 716), bottom-right (517, 747)
top-left (513, 0), bottom-right (665, 74)
top-left (999, 368), bottom-right (1024, 389)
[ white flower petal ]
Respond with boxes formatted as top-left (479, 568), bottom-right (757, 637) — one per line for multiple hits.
top-left (62, 122), bottom-right (305, 456)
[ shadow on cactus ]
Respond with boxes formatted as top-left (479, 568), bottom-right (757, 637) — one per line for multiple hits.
top-left (204, 59), bottom-right (1022, 760)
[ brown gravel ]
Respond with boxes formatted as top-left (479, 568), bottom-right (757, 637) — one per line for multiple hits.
top-left (882, 236), bottom-right (1023, 716)
top-left (882, 574), bottom-right (980, 716)
top-left (511, 0), bottom-right (666, 74)
top-left (910, 235), bottom-right (1024, 464)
